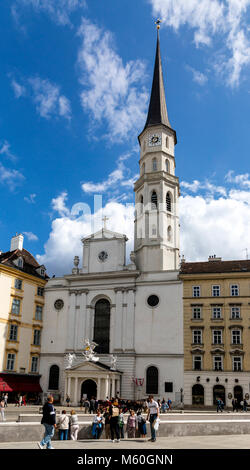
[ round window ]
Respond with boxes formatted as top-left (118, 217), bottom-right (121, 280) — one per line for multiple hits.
top-left (54, 299), bottom-right (64, 310)
top-left (147, 295), bottom-right (159, 307)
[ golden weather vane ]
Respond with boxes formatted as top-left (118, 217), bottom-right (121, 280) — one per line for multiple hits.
top-left (155, 18), bottom-right (162, 30)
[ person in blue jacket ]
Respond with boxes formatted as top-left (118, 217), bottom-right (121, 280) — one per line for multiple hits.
top-left (38, 395), bottom-right (57, 449)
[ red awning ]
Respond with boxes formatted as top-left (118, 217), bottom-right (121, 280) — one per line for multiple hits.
top-left (0, 374), bottom-right (42, 393)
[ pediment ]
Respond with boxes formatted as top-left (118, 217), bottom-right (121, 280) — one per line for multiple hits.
top-left (69, 360), bottom-right (119, 374)
top-left (82, 228), bottom-right (127, 243)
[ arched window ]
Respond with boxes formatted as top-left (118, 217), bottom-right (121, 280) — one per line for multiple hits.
top-left (166, 192), bottom-right (172, 212)
top-left (192, 384), bottom-right (204, 405)
top-left (151, 224), bottom-right (157, 237)
top-left (151, 191), bottom-right (158, 210)
top-left (146, 366), bottom-right (158, 394)
top-left (139, 195), bottom-right (144, 214)
top-left (152, 158), bottom-right (157, 171)
top-left (48, 365), bottom-right (59, 390)
top-left (93, 299), bottom-right (110, 354)
top-left (166, 136), bottom-right (169, 148)
top-left (165, 159), bottom-right (170, 173)
top-left (167, 226), bottom-right (172, 242)
top-left (142, 163), bottom-right (145, 175)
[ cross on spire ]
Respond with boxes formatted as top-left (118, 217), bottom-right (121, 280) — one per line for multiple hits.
top-left (155, 18), bottom-right (162, 30)
top-left (102, 216), bottom-right (109, 230)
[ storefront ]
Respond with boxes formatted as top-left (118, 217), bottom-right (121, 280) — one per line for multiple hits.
top-left (0, 373), bottom-right (42, 404)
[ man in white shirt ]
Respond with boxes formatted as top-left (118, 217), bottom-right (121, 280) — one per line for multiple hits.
top-left (146, 395), bottom-right (159, 442)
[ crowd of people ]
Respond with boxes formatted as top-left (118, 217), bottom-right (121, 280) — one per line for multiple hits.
top-left (37, 394), bottom-right (163, 449)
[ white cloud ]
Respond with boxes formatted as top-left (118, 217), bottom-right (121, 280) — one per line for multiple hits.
top-left (150, 0), bottom-right (250, 87)
top-left (225, 170), bottom-right (250, 188)
top-left (11, 79), bottom-right (26, 98)
top-left (24, 193), bottom-right (36, 203)
top-left (28, 77), bottom-right (71, 120)
top-left (12, 0), bottom-right (86, 27)
top-left (37, 200), bottom-right (134, 275)
top-left (23, 231), bottom-right (38, 241)
top-left (38, 172), bottom-right (250, 275)
top-left (186, 66), bottom-right (208, 85)
top-left (181, 179), bottom-right (227, 197)
top-left (0, 163), bottom-right (25, 191)
top-left (51, 191), bottom-right (70, 216)
top-left (0, 140), bottom-right (17, 162)
top-left (81, 152), bottom-right (137, 194)
top-left (77, 18), bottom-right (148, 142)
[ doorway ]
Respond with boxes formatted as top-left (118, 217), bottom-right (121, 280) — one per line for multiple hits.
top-left (234, 385), bottom-right (243, 404)
top-left (81, 379), bottom-right (97, 400)
top-left (213, 385), bottom-right (226, 406)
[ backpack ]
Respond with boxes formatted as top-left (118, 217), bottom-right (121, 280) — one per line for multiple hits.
top-left (112, 406), bottom-right (119, 417)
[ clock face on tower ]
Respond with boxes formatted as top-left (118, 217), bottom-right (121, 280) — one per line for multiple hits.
top-left (148, 133), bottom-right (161, 147)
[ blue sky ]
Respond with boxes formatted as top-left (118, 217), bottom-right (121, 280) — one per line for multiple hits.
top-left (1, 0), bottom-right (250, 275)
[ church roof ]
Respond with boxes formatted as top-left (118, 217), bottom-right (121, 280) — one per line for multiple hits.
top-left (180, 259), bottom-right (250, 275)
top-left (141, 30), bottom-right (176, 143)
top-left (0, 248), bottom-right (49, 279)
top-left (82, 228), bottom-right (128, 243)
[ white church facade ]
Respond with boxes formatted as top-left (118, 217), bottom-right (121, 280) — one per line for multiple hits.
top-left (39, 29), bottom-right (184, 405)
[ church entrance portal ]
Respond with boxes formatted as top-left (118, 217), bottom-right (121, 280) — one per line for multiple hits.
top-left (81, 379), bottom-right (97, 400)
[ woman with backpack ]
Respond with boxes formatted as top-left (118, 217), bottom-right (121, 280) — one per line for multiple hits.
top-left (137, 411), bottom-right (147, 438)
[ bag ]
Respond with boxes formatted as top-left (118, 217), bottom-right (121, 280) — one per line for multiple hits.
top-left (153, 418), bottom-right (160, 431)
top-left (112, 406), bottom-right (119, 417)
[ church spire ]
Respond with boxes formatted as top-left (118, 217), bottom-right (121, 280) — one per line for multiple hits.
top-left (142, 24), bottom-right (176, 143)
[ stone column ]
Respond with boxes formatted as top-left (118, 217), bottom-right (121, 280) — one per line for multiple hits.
top-left (125, 288), bottom-right (136, 351)
top-left (67, 291), bottom-right (77, 350)
top-left (77, 290), bottom-right (89, 349)
top-left (67, 376), bottom-right (71, 398)
top-left (114, 289), bottom-right (123, 351)
top-left (85, 303), bottom-right (93, 341)
top-left (105, 378), bottom-right (109, 400)
top-left (97, 378), bottom-right (101, 400)
top-left (74, 377), bottom-right (78, 405)
top-left (112, 378), bottom-right (116, 398)
top-left (64, 376), bottom-right (68, 403)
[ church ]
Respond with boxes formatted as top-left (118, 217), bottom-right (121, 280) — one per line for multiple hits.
top-left (39, 28), bottom-right (184, 405)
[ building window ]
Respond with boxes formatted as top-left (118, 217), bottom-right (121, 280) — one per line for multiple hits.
top-left (35, 305), bottom-right (43, 321)
top-left (94, 299), bottom-right (110, 354)
top-left (37, 287), bottom-right (44, 296)
top-left (146, 366), bottom-right (158, 394)
top-left (192, 306), bottom-right (202, 319)
top-left (167, 226), bottom-right (172, 242)
top-left (18, 257), bottom-right (23, 268)
top-left (213, 330), bottom-right (223, 345)
top-left (48, 365), bottom-right (60, 390)
top-left (9, 324), bottom-right (18, 341)
top-left (166, 136), bottom-right (169, 148)
top-left (192, 286), bottom-right (201, 298)
top-left (15, 279), bottom-right (22, 290)
top-left (165, 159), bottom-right (169, 172)
top-left (193, 355), bottom-right (202, 371)
top-left (212, 285), bottom-right (220, 297)
top-left (151, 224), bottom-right (157, 237)
top-left (231, 285), bottom-right (239, 296)
top-left (151, 191), bottom-right (158, 210)
top-left (152, 158), bottom-right (157, 171)
top-left (11, 298), bottom-right (20, 315)
top-left (232, 329), bottom-right (241, 345)
top-left (212, 306), bottom-right (222, 319)
top-left (231, 306), bottom-right (241, 319)
top-left (213, 356), bottom-right (223, 371)
top-left (166, 192), bottom-right (171, 212)
top-left (6, 353), bottom-right (15, 371)
top-left (193, 330), bottom-right (202, 344)
top-left (233, 356), bottom-right (242, 371)
top-left (33, 329), bottom-right (41, 346)
top-left (31, 356), bottom-right (38, 373)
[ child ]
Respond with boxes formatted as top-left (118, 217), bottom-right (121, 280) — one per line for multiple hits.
top-left (137, 411), bottom-right (147, 438)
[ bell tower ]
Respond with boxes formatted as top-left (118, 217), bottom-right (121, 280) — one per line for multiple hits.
top-left (134, 25), bottom-right (180, 273)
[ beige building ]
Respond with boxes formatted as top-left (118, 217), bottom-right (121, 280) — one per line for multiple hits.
top-left (180, 256), bottom-right (250, 407)
top-left (0, 234), bottom-right (48, 402)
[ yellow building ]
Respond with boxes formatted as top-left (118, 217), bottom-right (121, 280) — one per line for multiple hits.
top-left (0, 234), bottom-right (48, 402)
top-left (180, 256), bottom-right (250, 408)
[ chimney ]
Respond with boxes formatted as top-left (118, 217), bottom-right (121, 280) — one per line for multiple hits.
top-left (208, 255), bottom-right (222, 262)
top-left (10, 233), bottom-right (24, 252)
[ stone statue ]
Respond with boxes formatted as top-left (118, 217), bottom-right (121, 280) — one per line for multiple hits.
top-left (82, 339), bottom-right (99, 363)
top-left (65, 353), bottom-right (76, 369)
top-left (110, 354), bottom-right (117, 370)
top-left (72, 255), bottom-right (80, 274)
